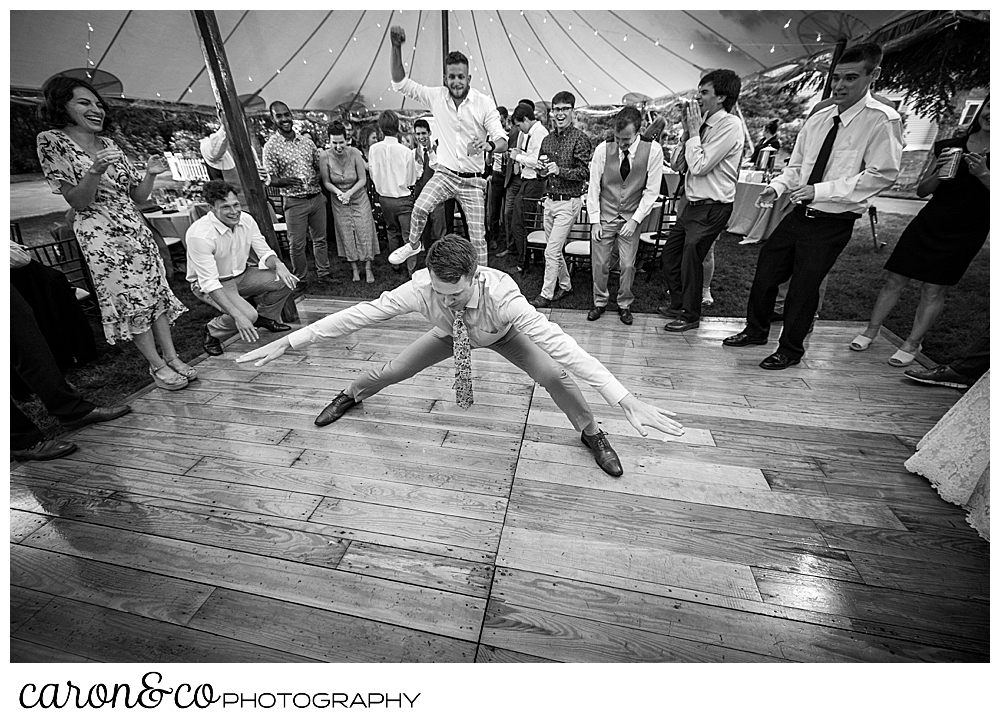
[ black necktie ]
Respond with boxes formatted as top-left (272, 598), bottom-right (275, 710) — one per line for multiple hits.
top-left (807, 116), bottom-right (840, 186)
top-left (620, 149), bottom-right (631, 180)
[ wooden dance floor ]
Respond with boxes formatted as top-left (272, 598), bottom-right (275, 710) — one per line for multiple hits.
top-left (10, 298), bottom-right (989, 662)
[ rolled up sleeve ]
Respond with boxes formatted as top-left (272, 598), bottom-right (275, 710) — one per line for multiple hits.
top-left (184, 231), bottom-right (224, 294)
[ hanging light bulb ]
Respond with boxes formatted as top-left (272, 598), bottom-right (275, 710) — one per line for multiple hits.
top-left (654, 40), bottom-right (659, 46)
top-left (623, 35), bottom-right (627, 42)
top-left (728, 44), bottom-right (733, 52)
top-left (87, 23), bottom-right (93, 31)
top-left (816, 33), bottom-right (822, 42)
top-left (187, 88), bottom-right (193, 94)
top-left (784, 19), bottom-right (791, 29)
top-left (568, 23), bottom-right (572, 30)
top-left (377, 22), bottom-right (381, 27)
top-left (303, 59), bottom-right (307, 64)
top-left (85, 43), bottom-right (90, 50)
top-left (249, 76), bottom-right (253, 81)
top-left (543, 18), bottom-right (546, 23)
top-left (328, 48), bottom-right (333, 52)
top-left (156, 92), bottom-right (161, 97)
top-left (689, 43), bottom-right (694, 50)
top-left (769, 45), bottom-right (775, 53)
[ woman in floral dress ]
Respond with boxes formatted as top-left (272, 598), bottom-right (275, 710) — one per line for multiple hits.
top-left (36, 76), bottom-right (194, 390)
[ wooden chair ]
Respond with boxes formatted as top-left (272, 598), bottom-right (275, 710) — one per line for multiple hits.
top-left (563, 205), bottom-right (592, 279)
top-left (520, 197), bottom-right (546, 271)
top-left (637, 193), bottom-right (679, 281)
top-left (31, 225), bottom-right (99, 306)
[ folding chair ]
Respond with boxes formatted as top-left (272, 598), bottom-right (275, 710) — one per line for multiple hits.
top-left (637, 193), bottom-right (679, 281)
top-left (563, 204), bottom-right (592, 279)
top-left (520, 197), bottom-right (547, 271)
top-left (33, 226), bottom-right (99, 308)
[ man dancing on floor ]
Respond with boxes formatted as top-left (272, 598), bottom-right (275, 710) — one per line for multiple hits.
top-left (238, 235), bottom-right (684, 477)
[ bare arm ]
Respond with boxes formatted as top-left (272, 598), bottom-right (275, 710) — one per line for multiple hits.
top-left (129, 155), bottom-right (168, 205)
top-left (390, 26), bottom-right (406, 82)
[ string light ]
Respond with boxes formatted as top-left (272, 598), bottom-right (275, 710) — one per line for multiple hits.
top-left (816, 33), bottom-right (822, 42)
top-left (784, 19), bottom-right (791, 29)
top-left (689, 43), bottom-right (694, 50)
top-left (769, 45), bottom-right (775, 53)
top-left (728, 44), bottom-right (733, 52)
top-left (623, 35), bottom-right (628, 42)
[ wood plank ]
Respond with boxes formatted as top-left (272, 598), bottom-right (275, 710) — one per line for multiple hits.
top-left (846, 551), bottom-right (989, 602)
top-left (309, 498), bottom-right (502, 553)
top-left (188, 588), bottom-right (476, 663)
top-left (93, 410), bottom-right (292, 445)
top-left (11, 637), bottom-right (94, 663)
top-left (490, 567), bottom-right (981, 662)
top-left (526, 407), bottom-right (716, 446)
top-left (814, 520), bottom-right (990, 569)
top-left (475, 645), bottom-right (556, 663)
top-left (43, 441), bottom-right (202, 475)
top-left (14, 597), bottom-right (315, 663)
top-left (9, 458), bottom-right (97, 484)
top-left (10, 584), bottom-right (54, 633)
top-left (11, 544), bottom-right (216, 625)
top-left (10, 510), bottom-right (50, 543)
top-left (337, 541), bottom-right (494, 598)
top-left (22, 518), bottom-right (485, 642)
top-left (185, 456), bottom-right (508, 522)
top-left (499, 526), bottom-right (762, 602)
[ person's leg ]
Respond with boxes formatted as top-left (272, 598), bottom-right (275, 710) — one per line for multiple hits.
top-left (345, 329), bottom-right (455, 402)
top-left (861, 272), bottom-right (910, 338)
top-left (454, 177), bottom-right (488, 266)
top-left (510, 179), bottom-right (532, 262)
top-left (192, 279), bottom-right (255, 340)
top-left (743, 214), bottom-right (800, 338)
top-left (490, 329), bottom-right (595, 433)
top-left (950, 330), bottom-right (990, 378)
top-left (381, 196), bottom-right (404, 258)
top-left (539, 198), bottom-right (576, 300)
top-left (394, 196), bottom-right (416, 275)
top-left (678, 203), bottom-right (730, 322)
top-left (900, 282), bottom-right (948, 352)
top-left (282, 196), bottom-right (310, 279)
top-left (702, 244), bottom-right (716, 304)
top-left (503, 177), bottom-right (522, 254)
top-left (307, 194), bottom-right (330, 277)
top-left (236, 267), bottom-right (293, 323)
top-left (777, 218), bottom-right (854, 359)
top-left (590, 220), bottom-right (621, 310)
top-left (616, 227), bottom-right (640, 311)
top-left (659, 217), bottom-right (688, 312)
top-left (409, 173), bottom-right (456, 249)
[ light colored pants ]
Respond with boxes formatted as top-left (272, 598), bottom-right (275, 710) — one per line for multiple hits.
top-left (409, 169), bottom-right (488, 266)
top-left (283, 194), bottom-right (329, 278)
top-left (345, 326), bottom-right (595, 432)
top-left (540, 197), bottom-right (583, 300)
top-left (192, 266), bottom-right (293, 341)
top-left (591, 217), bottom-right (639, 310)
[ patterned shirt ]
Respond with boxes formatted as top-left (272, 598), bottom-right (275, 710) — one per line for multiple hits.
top-left (540, 125), bottom-right (592, 197)
top-left (262, 132), bottom-right (322, 198)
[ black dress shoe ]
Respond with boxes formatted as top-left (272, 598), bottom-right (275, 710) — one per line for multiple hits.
top-left (64, 404), bottom-right (132, 430)
top-left (618, 307), bottom-right (633, 325)
top-left (759, 352), bottom-right (801, 370)
top-left (657, 306), bottom-right (683, 320)
top-left (722, 331), bottom-right (768, 347)
top-left (531, 295), bottom-right (552, 308)
top-left (254, 317), bottom-right (292, 333)
top-left (664, 319), bottom-right (699, 332)
top-left (12, 439), bottom-right (78, 462)
top-left (581, 429), bottom-right (623, 477)
top-left (314, 392), bottom-right (359, 427)
top-left (203, 325), bottom-right (224, 356)
top-left (552, 286), bottom-right (572, 302)
top-left (587, 306), bottom-right (607, 321)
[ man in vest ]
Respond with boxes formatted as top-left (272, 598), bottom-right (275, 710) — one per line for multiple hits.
top-left (585, 106), bottom-right (664, 325)
top-left (412, 118), bottom-right (447, 248)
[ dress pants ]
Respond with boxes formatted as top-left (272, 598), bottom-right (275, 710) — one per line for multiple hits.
top-left (283, 194), bottom-right (329, 279)
top-left (380, 195), bottom-right (417, 274)
top-left (486, 174), bottom-right (506, 247)
top-left (502, 175), bottom-right (522, 254)
top-left (409, 170), bottom-right (488, 266)
top-left (11, 287), bottom-right (94, 450)
top-left (775, 275), bottom-right (830, 317)
top-left (660, 201), bottom-right (732, 322)
top-left (511, 177), bottom-right (546, 264)
top-left (591, 217), bottom-right (640, 310)
top-left (345, 326), bottom-right (595, 432)
top-left (744, 209), bottom-right (856, 359)
top-left (540, 197), bottom-right (583, 299)
top-left (950, 330), bottom-right (990, 379)
top-left (193, 267), bottom-right (294, 341)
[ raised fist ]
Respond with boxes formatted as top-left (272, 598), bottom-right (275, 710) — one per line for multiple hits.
top-left (390, 26), bottom-right (406, 46)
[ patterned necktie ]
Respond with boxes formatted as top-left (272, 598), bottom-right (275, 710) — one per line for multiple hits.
top-left (452, 309), bottom-right (474, 409)
top-left (620, 148), bottom-right (631, 180)
top-left (807, 115), bottom-right (841, 186)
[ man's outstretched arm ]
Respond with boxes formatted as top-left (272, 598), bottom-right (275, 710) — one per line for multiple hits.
top-left (390, 25), bottom-right (406, 83)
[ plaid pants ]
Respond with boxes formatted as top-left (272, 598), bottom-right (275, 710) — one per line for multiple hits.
top-left (409, 169), bottom-right (488, 265)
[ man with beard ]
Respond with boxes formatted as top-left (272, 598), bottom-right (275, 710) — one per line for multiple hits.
top-left (386, 25), bottom-right (507, 268)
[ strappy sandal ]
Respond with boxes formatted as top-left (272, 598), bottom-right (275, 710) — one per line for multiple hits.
top-left (149, 363), bottom-right (189, 390)
top-left (888, 344), bottom-right (922, 367)
top-left (850, 333), bottom-right (876, 351)
top-left (165, 356), bottom-right (198, 380)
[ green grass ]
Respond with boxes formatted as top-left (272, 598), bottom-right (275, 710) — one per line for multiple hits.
top-left (14, 209), bottom-right (988, 439)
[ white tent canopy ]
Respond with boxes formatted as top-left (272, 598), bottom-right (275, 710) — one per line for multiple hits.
top-left (11, 9), bottom-right (911, 112)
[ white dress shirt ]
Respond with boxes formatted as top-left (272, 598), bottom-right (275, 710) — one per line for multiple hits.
top-left (391, 77), bottom-right (506, 174)
top-left (288, 266), bottom-right (629, 406)
top-left (200, 127), bottom-right (265, 172)
top-left (670, 109), bottom-right (745, 203)
top-left (369, 137), bottom-right (418, 198)
top-left (770, 92), bottom-right (903, 215)
top-left (185, 212), bottom-right (277, 293)
top-left (586, 137), bottom-right (665, 225)
top-left (511, 120), bottom-right (549, 180)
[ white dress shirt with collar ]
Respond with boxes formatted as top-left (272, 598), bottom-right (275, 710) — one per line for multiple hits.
top-left (586, 136), bottom-right (665, 225)
top-left (670, 108), bottom-right (745, 203)
top-left (287, 266), bottom-right (629, 406)
top-left (769, 92), bottom-right (903, 215)
top-left (511, 120), bottom-right (549, 180)
top-left (185, 212), bottom-right (277, 293)
top-left (369, 136), bottom-right (418, 198)
top-left (391, 77), bottom-right (506, 174)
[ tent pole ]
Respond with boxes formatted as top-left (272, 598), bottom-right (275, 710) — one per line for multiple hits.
top-left (821, 38), bottom-right (849, 100)
top-left (191, 9), bottom-right (298, 322)
top-left (442, 10), bottom-right (449, 74)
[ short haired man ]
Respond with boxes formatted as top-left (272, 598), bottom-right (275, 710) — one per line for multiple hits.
top-left (660, 69), bottom-right (745, 332)
top-left (240, 235), bottom-right (684, 477)
top-left (263, 101), bottom-right (330, 287)
top-left (485, 105), bottom-right (510, 250)
top-left (200, 113), bottom-right (269, 207)
top-left (530, 91), bottom-right (592, 307)
top-left (387, 26), bottom-right (508, 268)
top-left (508, 102), bottom-right (550, 269)
top-left (723, 43), bottom-right (903, 369)
top-left (369, 110), bottom-right (419, 275)
top-left (586, 106), bottom-right (664, 325)
top-left (498, 98), bottom-right (536, 259)
top-left (411, 118), bottom-right (448, 248)
top-left (187, 181), bottom-right (297, 357)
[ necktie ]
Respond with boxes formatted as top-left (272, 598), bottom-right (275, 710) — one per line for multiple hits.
top-left (453, 309), bottom-right (474, 409)
top-left (807, 115), bottom-right (841, 186)
top-left (620, 149), bottom-right (631, 180)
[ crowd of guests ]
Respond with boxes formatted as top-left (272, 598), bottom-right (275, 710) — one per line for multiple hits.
top-left (13, 37), bottom-right (989, 464)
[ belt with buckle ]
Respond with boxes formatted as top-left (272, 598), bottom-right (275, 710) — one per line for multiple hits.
top-left (442, 167), bottom-right (481, 179)
top-left (547, 192), bottom-right (581, 201)
top-left (686, 199), bottom-right (729, 207)
top-left (795, 205), bottom-right (862, 220)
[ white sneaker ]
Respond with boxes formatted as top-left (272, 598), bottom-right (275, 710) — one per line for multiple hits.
top-left (388, 243), bottom-right (422, 265)
top-left (702, 289), bottom-right (714, 306)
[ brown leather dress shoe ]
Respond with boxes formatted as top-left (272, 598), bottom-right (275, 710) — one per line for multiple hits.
top-left (618, 308), bottom-right (633, 325)
top-left (314, 392), bottom-right (359, 426)
top-left (581, 429), bottom-right (623, 476)
top-left (12, 439), bottom-right (78, 462)
top-left (63, 405), bottom-right (132, 429)
top-left (203, 325), bottom-right (224, 356)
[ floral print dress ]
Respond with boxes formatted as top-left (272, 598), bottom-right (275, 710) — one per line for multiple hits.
top-left (37, 129), bottom-right (187, 344)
